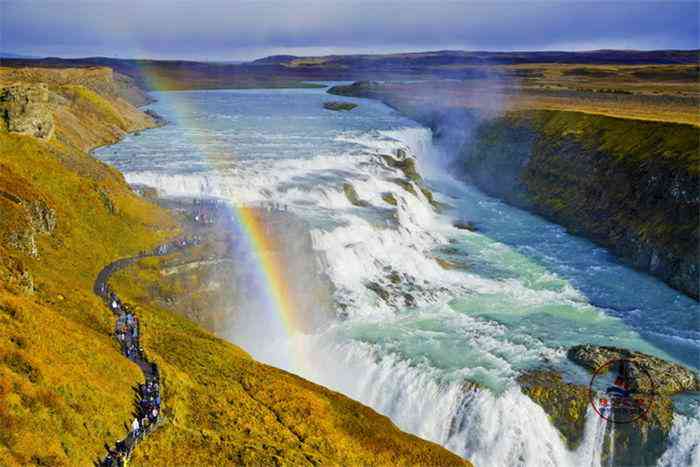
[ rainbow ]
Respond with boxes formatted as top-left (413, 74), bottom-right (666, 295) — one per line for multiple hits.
top-left (136, 67), bottom-right (309, 370)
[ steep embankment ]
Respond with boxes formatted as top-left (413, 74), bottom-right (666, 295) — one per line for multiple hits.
top-left (329, 82), bottom-right (700, 299)
top-left (460, 110), bottom-right (699, 299)
top-left (0, 68), bottom-right (468, 465)
top-left (0, 68), bottom-right (178, 464)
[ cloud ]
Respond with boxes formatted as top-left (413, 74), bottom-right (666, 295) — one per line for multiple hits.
top-left (1, 0), bottom-right (698, 60)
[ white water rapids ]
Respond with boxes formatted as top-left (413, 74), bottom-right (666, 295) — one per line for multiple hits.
top-left (95, 87), bottom-right (700, 466)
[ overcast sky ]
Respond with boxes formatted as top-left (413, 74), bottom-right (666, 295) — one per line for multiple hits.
top-left (1, 1), bottom-right (698, 61)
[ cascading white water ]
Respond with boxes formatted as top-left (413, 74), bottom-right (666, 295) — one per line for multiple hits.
top-left (95, 87), bottom-right (699, 467)
top-left (657, 407), bottom-right (700, 467)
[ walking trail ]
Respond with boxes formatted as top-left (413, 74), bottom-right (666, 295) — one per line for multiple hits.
top-left (94, 236), bottom-right (200, 466)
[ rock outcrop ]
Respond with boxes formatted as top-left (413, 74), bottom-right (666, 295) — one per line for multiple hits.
top-left (323, 101), bottom-right (358, 111)
top-left (520, 366), bottom-right (674, 466)
top-left (4, 196), bottom-right (56, 258)
top-left (517, 370), bottom-right (589, 449)
top-left (381, 150), bottom-right (441, 210)
top-left (519, 345), bottom-right (699, 466)
top-left (0, 83), bottom-right (54, 139)
top-left (343, 182), bottom-right (370, 207)
top-left (567, 344), bottom-right (700, 396)
top-left (26, 199), bottom-right (57, 234)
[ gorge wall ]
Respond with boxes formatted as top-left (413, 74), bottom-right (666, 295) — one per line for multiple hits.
top-left (456, 110), bottom-right (699, 300)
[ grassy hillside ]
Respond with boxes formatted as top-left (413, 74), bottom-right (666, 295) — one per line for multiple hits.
top-left (0, 73), bottom-right (178, 464)
top-left (0, 68), bottom-right (469, 465)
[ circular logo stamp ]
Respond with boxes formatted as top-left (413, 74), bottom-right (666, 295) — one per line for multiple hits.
top-left (588, 358), bottom-right (657, 424)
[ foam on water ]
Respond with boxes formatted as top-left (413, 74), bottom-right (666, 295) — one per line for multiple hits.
top-left (95, 87), bottom-right (699, 466)
top-left (657, 406), bottom-right (700, 467)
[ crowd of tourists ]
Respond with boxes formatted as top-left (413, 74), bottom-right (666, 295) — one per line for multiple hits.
top-left (97, 236), bottom-right (200, 466)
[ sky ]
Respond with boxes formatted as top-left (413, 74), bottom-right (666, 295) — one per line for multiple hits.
top-left (1, 1), bottom-right (698, 61)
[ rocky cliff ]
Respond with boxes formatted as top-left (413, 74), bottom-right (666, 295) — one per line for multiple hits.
top-left (459, 110), bottom-right (699, 299)
top-left (0, 83), bottom-right (54, 139)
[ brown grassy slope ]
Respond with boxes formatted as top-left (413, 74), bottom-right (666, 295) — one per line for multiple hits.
top-left (0, 67), bottom-right (157, 151)
top-left (0, 70), bottom-right (178, 465)
top-left (110, 249), bottom-right (468, 466)
top-left (0, 66), bottom-right (153, 106)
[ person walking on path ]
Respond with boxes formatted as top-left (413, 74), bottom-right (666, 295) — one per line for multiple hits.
top-left (131, 418), bottom-right (140, 439)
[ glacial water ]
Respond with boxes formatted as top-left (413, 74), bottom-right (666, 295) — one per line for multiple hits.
top-left (95, 86), bottom-right (699, 466)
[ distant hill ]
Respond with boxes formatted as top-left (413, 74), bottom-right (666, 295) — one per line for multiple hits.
top-left (251, 54), bottom-right (300, 64)
top-left (0, 52), bottom-right (40, 59)
top-left (258, 49), bottom-right (700, 66)
top-left (2, 49), bottom-right (698, 91)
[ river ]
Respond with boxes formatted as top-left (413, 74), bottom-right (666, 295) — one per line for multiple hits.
top-left (95, 85), bottom-right (699, 466)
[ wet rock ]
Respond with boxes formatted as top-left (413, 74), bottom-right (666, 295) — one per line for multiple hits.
top-left (387, 270), bottom-right (402, 285)
top-left (0, 83), bottom-right (54, 139)
top-left (144, 109), bottom-right (168, 126)
top-left (440, 246), bottom-right (462, 255)
top-left (391, 178), bottom-right (417, 197)
top-left (518, 370), bottom-right (589, 449)
top-left (323, 101), bottom-right (358, 112)
top-left (381, 153), bottom-right (441, 210)
top-left (382, 192), bottom-right (398, 206)
top-left (419, 186), bottom-right (440, 210)
top-left (381, 154), bottom-right (421, 182)
top-left (403, 292), bottom-right (417, 307)
top-left (519, 368), bottom-right (674, 466)
top-left (453, 221), bottom-right (478, 232)
top-left (435, 257), bottom-right (462, 270)
top-left (567, 344), bottom-right (700, 396)
top-left (366, 281), bottom-right (390, 302)
top-left (327, 81), bottom-right (381, 98)
top-left (343, 183), bottom-right (370, 207)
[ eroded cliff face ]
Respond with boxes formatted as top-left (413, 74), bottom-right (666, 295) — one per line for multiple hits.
top-left (0, 83), bottom-right (54, 139)
top-left (458, 110), bottom-right (699, 300)
top-left (0, 66), bottom-right (158, 151)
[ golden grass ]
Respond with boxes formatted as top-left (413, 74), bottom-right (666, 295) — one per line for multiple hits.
top-left (0, 70), bottom-right (178, 464)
